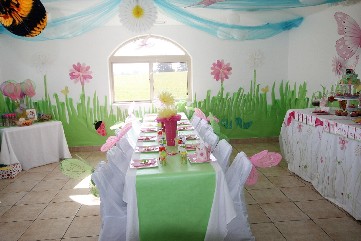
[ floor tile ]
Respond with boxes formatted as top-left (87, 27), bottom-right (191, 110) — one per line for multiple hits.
top-left (281, 186), bottom-right (323, 201)
top-left (0, 220), bottom-right (33, 241)
top-left (250, 222), bottom-right (286, 241)
top-left (314, 217), bottom-right (361, 241)
top-left (267, 175), bottom-right (306, 188)
top-left (1, 203), bottom-right (47, 221)
top-left (64, 216), bottom-right (101, 238)
top-left (18, 217), bottom-right (73, 240)
top-left (247, 204), bottom-right (271, 224)
top-left (245, 173), bottom-right (275, 190)
top-left (15, 171), bottom-right (48, 182)
top-left (258, 166), bottom-right (291, 177)
top-left (275, 220), bottom-right (333, 241)
top-left (38, 201), bottom-right (81, 219)
top-left (26, 162), bottom-right (59, 173)
top-left (76, 204), bottom-right (100, 217)
top-left (32, 179), bottom-right (68, 191)
top-left (248, 188), bottom-right (289, 204)
top-left (62, 236), bottom-right (100, 241)
top-left (0, 205), bottom-right (11, 216)
top-left (1, 180), bottom-right (39, 193)
top-left (17, 190), bottom-right (58, 205)
top-left (0, 191), bottom-right (27, 206)
top-left (244, 190), bottom-right (257, 205)
top-left (295, 200), bottom-right (347, 219)
top-left (260, 202), bottom-right (309, 222)
top-left (51, 189), bottom-right (91, 203)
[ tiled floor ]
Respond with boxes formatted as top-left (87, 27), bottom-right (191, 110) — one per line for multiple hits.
top-left (0, 140), bottom-right (360, 241)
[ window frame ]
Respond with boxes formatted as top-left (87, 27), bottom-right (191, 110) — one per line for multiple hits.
top-left (109, 35), bottom-right (192, 104)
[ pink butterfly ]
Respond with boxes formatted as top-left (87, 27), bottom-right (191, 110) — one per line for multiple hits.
top-left (246, 150), bottom-right (282, 186)
top-left (334, 12), bottom-right (361, 60)
top-left (100, 122), bottom-right (132, 152)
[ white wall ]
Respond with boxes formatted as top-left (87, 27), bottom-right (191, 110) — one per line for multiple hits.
top-left (288, 3), bottom-right (361, 94)
top-left (0, 20), bottom-right (289, 106)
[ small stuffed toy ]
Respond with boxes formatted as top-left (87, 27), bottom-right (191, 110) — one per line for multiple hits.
top-left (94, 120), bottom-right (107, 136)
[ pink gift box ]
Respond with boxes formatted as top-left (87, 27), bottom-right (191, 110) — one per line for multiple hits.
top-left (0, 163), bottom-right (22, 179)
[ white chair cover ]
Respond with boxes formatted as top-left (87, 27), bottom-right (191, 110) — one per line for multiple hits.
top-left (116, 137), bottom-right (134, 162)
top-left (199, 122), bottom-right (213, 139)
top-left (107, 145), bottom-right (130, 176)
top-left (225, 152), bottom-right (255, 241)
top-left (196, 118), bottom-right (209, 133)
top-left (91, 163), bottom-right (127, 241)
top-left (190, 115), bottom-right (202, 129)
top-left (212, 139), bottom-right (232, 173)
top-left (203, 130), bottom-right (219, 152)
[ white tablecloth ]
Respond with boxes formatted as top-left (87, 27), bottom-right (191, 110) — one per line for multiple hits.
top-left (279, 108), bottom-right (361, 220)
top-left (0, 121), bottom-right (72, 170)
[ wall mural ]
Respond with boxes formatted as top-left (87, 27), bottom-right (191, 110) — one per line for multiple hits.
top-left (2, 12), bottom-right (360, 147)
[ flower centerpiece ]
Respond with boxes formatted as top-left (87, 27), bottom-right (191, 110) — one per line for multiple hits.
top-left (156, 91), bottom-right (181, 146)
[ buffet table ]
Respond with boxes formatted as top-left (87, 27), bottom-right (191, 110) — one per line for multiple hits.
top-left (123, 113), bottom-right (249, 241)
top-left (0, 121), bottom-right (72, 170)
top-left (279, 108), bottom-right (361, 220)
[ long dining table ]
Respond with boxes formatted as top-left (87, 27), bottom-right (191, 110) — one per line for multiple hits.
top-left (122, 113), bottom-right (241, 241)
top-left (279, 108), bottom-right (361, 220)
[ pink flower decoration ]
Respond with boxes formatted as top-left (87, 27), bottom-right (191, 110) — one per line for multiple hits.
top-left (246, 150), bottom-right (282, 185)
top-left (69, 62), bottom-right (93, 86)
top-left (332, 56), bottom-right (346, 76)
top-left (0, 80), bottom-right (21, 100)
top-left (211, 59), bottom-right (232, 83)
top-left (20, 79), bottom-right (36, 98)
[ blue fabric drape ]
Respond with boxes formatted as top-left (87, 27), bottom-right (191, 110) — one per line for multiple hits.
top-left (0, 0), bottom-right (345, 41)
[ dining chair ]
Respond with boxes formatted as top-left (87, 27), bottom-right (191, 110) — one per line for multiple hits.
top-left (116, 137), bottom-right (134, 162)
top-left (198, 121), bottom-right (213, 139)
top-left (224, 152), bottom-right (255, 241)
top-left (195, 118), bottom-right (208, 134)
top-left (212, 139), bottom-right (232, 173)
top-left (203, 129), bottom-right (219, 152)
top-left (190, 115), bottom-right (202, 129)
top-left (91, 163), bottom-right (127, 241)
top-left (107, 145), bottom-right (131, 176)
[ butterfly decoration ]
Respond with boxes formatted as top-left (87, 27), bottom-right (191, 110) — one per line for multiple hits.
top-left (100, 122), bottom-right (132, 152)
top-left (94, 120), bottom-right (107, 136)
top-left (246, 150), bottom-right (282, 185)
top-left (61, 86), bottom-right (69, 96)
top-left (0, 0), bottom-right (47, 37)
top-left (186, 0), bottom-right (224, 8)
top-left (334, 12), bottom-right (361, 60)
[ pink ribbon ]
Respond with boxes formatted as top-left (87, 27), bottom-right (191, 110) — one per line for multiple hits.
top-left (286, 111), bottom-right (295, 126)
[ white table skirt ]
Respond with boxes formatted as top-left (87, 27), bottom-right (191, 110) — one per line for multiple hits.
top-left (0, 121), bottom-right (72, 170)
top-left (280, 109), bottom-right (361, 220)
top-left (123, 161), bottom-right (238, 241)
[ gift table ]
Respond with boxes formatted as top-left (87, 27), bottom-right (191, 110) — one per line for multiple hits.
top-left (0, 121), bottom-right (71, 170)
top-left (279, 108), bottom-right (361, 220)
top-left (123, 113), bottom-right (242, 241)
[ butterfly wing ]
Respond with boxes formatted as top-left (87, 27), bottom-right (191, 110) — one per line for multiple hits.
top-left (246, 165), bottom-right (259, 186)
top-left (334, 12), bottom-right (361, 60)
top-left (60, 158), bottom-right (93, 179)
top-left (100, 136), bottom-right (119, 152)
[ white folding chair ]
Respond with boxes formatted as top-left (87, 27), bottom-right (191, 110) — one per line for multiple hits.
top-left (224, 152), bottom-right (255, 241)
top-left (91, 163), bottom-right (127, 241)
top-left (190, 115), bottom-right (202, 130)
top-left (203, 130), bottom-right (219, 152)
top-left (212, 139), bottom-right (232, 173)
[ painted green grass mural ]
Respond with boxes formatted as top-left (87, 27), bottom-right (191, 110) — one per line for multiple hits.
top-left (189, 70), bottom-right (310, 139)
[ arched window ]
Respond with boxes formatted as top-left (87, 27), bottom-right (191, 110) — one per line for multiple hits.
top-left (109, 35), bottom-right (192, 103)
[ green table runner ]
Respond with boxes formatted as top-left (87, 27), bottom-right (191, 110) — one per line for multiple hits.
top-left (136, 151), bottom-right (216, 241)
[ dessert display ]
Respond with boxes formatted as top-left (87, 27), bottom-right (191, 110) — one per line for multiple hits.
top-left (330, 69), bottom-right (361, 116)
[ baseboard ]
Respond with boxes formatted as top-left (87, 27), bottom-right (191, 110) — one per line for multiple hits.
top-left (229, 136), bottom-right (279, 144)
top-left (69, 146), bottom-right (102, 152)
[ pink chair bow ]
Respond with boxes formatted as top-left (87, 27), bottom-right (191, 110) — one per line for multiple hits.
top-left (194, 108), bottom-right (207, 121)
top-left (100, 122), bottom-right (132, 152)
top-left (246, 150), bottom-right (282, 185)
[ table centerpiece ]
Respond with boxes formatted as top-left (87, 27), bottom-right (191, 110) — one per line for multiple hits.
top-left (155, 91), bottom-right (181, 146)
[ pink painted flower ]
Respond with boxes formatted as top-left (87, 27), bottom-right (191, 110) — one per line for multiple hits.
top-left (0, 80), bottom-right (21, 100)
top-left (211, 59), bottom-right (232, 83)
top-left (339, 137), bottom-right (348, 150)
top-left (69, 62), bottom-right (93, 86)
top-left (20, 79), bottom-right (36, 98)
top-left (332, 56), bottom-right (346, 76)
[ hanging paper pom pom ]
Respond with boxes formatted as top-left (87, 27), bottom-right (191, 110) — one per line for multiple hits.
top-left (0, 80), bottom-right (21, 100)
top-left (0, 0), bottom-right (47, 37)
top-left (119, 0), bottom-right (157, 33)
top-left (20, 79), bottom-right (36, 98)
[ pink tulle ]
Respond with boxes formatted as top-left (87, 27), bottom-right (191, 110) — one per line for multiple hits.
top-left (194, 108), bottom-right (207, 120)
